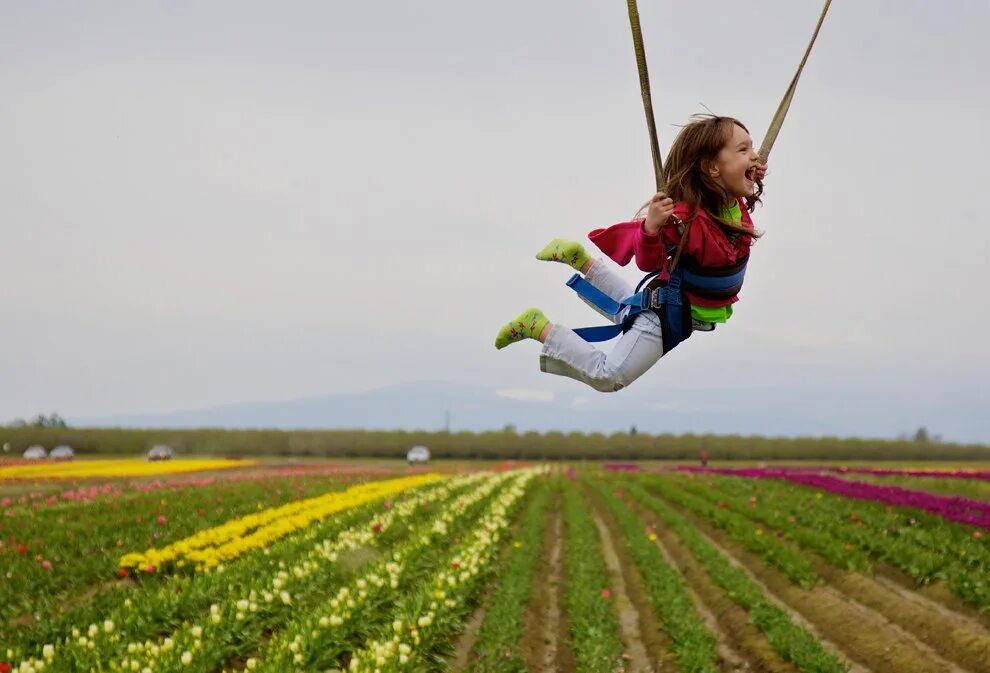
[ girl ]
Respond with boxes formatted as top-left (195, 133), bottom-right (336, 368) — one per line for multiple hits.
top-left (494, 115), bottom-right (767, 392)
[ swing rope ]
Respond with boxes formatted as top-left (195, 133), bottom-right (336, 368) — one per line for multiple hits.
top-left (625, 0), bottom-right (666, 191)
top-left (623, 0), bottom-right (833, 272)
top-left (758, 0), bottom-right (832, 162)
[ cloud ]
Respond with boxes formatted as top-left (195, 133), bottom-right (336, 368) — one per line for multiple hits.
top-left (495, 388), bottom-right (556, 403)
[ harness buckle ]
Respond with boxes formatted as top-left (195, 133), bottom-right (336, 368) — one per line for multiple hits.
top-left (649, 287), bottom-right (665, 309)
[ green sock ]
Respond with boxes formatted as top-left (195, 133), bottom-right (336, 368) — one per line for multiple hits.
top-left (495, 308), bottom-right (549, 350)
top-left (536, 238), bottom-right (590, 272)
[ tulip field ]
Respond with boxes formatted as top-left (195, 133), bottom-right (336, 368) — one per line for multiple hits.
top-left (3, 459), bottom-right (990, 672)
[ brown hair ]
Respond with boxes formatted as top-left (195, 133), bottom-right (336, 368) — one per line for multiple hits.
top-left (642, 114), bottom-right (764, 241)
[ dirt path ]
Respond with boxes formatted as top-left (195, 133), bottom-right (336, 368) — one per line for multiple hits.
top-left (672, 501), bottom-right (972, 673)
top-left (584, 487), bottom-right (677, 673)
top-left (591, 511), bottom-right (654, 673)
top-left (449, 483), bottom-right (548, 673)
top-left (521, 492), bottom-right (573, 673)
top-left (876, 564), bottom-right (990, 632)
top-left (633, 500), bottom-right (797, 673)
top-left (448, 584), bottom-right (492, 672)
top-left (805, 552), bottom-right (990, 673)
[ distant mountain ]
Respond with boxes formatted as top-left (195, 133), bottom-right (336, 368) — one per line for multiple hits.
top-left (73, 381), bottom-right (660, 433)
top-left (71, 380), bottom-right (989, 443)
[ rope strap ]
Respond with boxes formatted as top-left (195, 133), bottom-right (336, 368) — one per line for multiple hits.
top-left (758, 0), bottom-right (833, 162)
top-left (625, 0), bottom-right (665, 191)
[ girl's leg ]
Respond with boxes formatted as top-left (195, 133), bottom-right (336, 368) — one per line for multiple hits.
top-left (535, 239), bottom-right (636, 324)
top-left (580, 260), bottom-right (637, 325)
top-left (539, 312), bottom-right (664, 392)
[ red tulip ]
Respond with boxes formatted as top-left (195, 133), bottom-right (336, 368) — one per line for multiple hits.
top-left (41, 560), bottom-right (52, 570)
top-left (600, 589), bottom-right (611, 599)
top-left (119, 567), bottom-right (129, 577)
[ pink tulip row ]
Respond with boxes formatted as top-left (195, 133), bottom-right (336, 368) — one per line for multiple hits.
top-left (822, 466), bottom-right (990, 481)
top-left (0, 464), bottom-right (395, 510)
top-left (670, 466), bottom-right (990, 531)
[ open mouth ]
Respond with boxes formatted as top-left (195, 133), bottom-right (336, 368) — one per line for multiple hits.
top-left (744, 166), bottom-right (757, 182)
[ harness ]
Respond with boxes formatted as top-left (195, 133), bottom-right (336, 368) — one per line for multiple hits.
top-left (565, 250), bottom-right (749, 355)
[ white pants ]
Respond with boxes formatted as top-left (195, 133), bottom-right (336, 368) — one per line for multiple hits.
top-left (540, 261), bottom-right (665, 392)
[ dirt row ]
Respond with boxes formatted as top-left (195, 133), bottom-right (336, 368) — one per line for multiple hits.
top-left (520, 490), bottom-right (573, 673)
top-left (588, 490), bottom-right (676, 673)
top-left (636, 483), bottom-right (990, 673)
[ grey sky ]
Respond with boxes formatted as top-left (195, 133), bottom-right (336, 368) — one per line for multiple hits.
top-left (2, 1), bottom-right (988, 441)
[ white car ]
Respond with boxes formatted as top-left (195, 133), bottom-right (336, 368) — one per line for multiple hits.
top-left (50, 445), bottom-right (75, 461)
top-left (406, 446), bottom-right (430, 464)
top-left (23, 445), bottom-right (47, 460)
top-left (147, 445), bottom-right (174, 461)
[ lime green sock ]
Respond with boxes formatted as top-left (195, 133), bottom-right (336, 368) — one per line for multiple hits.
top-left (536, 239), bottom-right (590, 272)
top-left (495, 308), bottom-right (550, 350)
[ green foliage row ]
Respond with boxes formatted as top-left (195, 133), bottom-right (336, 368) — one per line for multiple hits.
top-left (617, 478), bottom-right (850, 673)
top-left (3, 426), bottom-right (989, 461)
top-left (469, 480), bottom-right (551, 673)
top-left (561, 480), bottom-right (625, 673)
top-left (0, 476), bottom-right (349, 641)
top-left (251, 477), bottom-right (509, 672)
top-left (670, 474), bottom-right (874, 574)
top-left (8, 488), bottom-right (381, 655)
top-left (10, 477), bottom-right (502, 669)
top-left (589, 481), bottom-right (719, 673)
top-left (641, 475), bottom-right (819, 588)
top-left (700, 475), bottom-right (990, 610)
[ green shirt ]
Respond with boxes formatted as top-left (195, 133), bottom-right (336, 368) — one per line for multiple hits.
top-left (689, 202), bottom-right (741, 324)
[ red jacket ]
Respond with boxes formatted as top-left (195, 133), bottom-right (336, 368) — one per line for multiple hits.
top-left (587, 199), bottom-right (754, 308)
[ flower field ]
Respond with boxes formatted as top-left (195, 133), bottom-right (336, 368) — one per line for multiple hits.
top-left (4, 460), bottom-right (990, 673)
top-left (0, 460), bottom-right (257, 482)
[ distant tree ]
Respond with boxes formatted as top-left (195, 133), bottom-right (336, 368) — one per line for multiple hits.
top-left (29, 413), bottom-right (67, 428)
top-left (913, 426), bottom-right (930, 442)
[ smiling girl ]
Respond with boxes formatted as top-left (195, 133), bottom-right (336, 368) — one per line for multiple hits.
top-left (495, 115), bottom-right (767, 392)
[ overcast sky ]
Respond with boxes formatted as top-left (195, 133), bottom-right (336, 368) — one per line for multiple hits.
top-left (2, 1), bottom-right (988, 442)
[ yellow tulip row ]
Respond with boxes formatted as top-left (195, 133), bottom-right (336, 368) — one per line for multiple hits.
top-left (119, 473), bottom-right (445, 571)
top-left (0, 458), bottom-right (257, 481)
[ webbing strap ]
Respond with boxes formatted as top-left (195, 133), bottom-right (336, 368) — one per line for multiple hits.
top-left (566, 273), bottom-right (649, 317)
top-left (758, 0), bottom-right (833, 162)
top-left (624, 0), bottom-right (832, 175)
top-left (572, 324), bottom-right (627, 343)
top-left (625, 0), bottom-right (665, 191)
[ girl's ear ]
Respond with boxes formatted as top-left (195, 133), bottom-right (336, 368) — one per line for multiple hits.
top-left (701, 160), bottom-right (719, 178)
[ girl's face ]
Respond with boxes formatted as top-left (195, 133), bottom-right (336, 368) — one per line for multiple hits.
top-left (710, 124), bottom-right (760, 199)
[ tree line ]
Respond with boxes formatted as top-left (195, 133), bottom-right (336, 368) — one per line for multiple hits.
top-left (2, 426), bottom-right (988, 461)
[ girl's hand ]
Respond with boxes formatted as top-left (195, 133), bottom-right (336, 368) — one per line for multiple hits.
top-left (755, 163), bottom-right (768, 181)
top-left (643, 192), bottom-right (674, 234)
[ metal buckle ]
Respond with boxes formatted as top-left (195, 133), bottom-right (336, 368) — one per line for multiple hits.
top-left (649, 287), bottom-right (665, 308)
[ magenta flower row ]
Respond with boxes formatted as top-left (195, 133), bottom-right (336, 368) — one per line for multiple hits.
top-left (670, 466), bottom-right (990, 531)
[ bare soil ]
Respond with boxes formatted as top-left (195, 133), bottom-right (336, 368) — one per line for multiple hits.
top-left (521, 491), bottom-right (574, 673)
top-left (587, 492), bottom-right (674, 673)
top-left (631, 499), bottom-right (800, 673)
top-left (671, 500), bottom-right (971, 673)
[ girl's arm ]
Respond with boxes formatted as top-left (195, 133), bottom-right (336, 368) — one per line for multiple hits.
top-left (587, 221), bottom-right (664, 271)
top-left (587, 192), bottom-right (676, 272)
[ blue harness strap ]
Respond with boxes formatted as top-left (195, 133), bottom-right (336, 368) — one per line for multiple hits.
top-left (565, 274), bottom-right (650, 316)
top-left (566, 264), bottom-right (694, 354)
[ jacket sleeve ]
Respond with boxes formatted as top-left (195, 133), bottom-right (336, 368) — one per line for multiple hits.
top-left (587, 221), bottom-right (665, 271)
